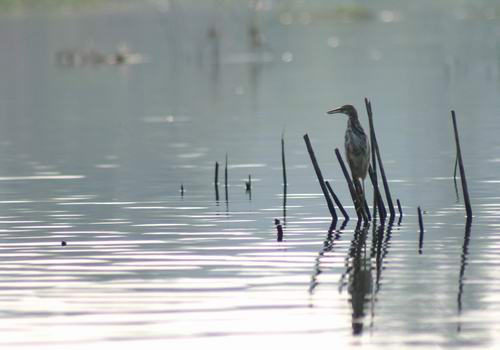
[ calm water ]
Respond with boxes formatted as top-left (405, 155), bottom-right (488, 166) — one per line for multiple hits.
top-left (1, 1), bottom-right (500, 348)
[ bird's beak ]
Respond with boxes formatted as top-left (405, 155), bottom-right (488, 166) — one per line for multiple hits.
top-left (327, 107), bottom-right (343, 115)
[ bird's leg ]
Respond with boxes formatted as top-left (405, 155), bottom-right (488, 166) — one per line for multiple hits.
top-left (353, 178), bottom-right (368, 222)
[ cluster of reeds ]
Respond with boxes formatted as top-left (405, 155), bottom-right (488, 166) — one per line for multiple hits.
top-left (302, 100), bottom-right (473, 243)
top-left (303, 98), bottom-right (403, 228)
top-left (201, 101), bottom-right (472, 244)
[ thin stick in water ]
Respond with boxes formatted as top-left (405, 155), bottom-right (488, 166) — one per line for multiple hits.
top-left (215, 161), bottom-right (219, 186)
top-left (365, 99), bottom-right (395, 218)
top-left (325, 181), bottom-right (349, 221)
top-left (282, 134), bottom-right (287, 189)
top-left (453, 156), bottom-right (460, 203)
top-left (215, 161), bottom-right (219, 202)
top-left (452, 111), bottom-right (472, 219)
top-left (225, 153), bottom-right (228, 203)
top-left (282, 134), bottom-right (287, 222)
top-left (418, 206), bottom-right (424, 254)
top-left (396, 198), bottom-right (403, 225)
top-left (365, 98), bottom-right (378, 218)
top-left (303, 134), bottom-right (337, 220)
top-left (368, 165), bottom-right (386, 222)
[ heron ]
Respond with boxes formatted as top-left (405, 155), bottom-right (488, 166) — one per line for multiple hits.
top-left (327, 104), bottom-right (370, 215)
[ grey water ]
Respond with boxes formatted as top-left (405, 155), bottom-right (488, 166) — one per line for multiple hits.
top-left (1, 1), bottom-right (500, 348)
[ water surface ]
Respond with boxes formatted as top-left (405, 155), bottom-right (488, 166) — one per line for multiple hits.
top-left (0, 1), bottom-right (500, 348)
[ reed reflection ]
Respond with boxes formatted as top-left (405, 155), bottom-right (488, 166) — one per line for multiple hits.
top-left (309, 220), bottom-right (340, 295)
top-left (457, 218), bottom-right (473, 332)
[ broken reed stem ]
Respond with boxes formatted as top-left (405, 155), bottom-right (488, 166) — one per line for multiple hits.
top-left (214, 162), bottom-right (220, 201)
top-left (365, 98), bottom-right (378, 218)
top-left (397, 199), bottom-right (403, 218)
top-left (334, 148), bottom-right (366, 222)
top-left (225, 153), bottom-right (228, 202)
top-left (368, 165), bottom-right (387, 222)
top-left (452, 111), bottom-right (472, 219)
top-left (365, 99), bottom-right (395, 218)
top-left (418, 206), bottom-right (424, 253)
top-left (397, 198), bottom-right (403, 225)
top-left (215, 161), bottom-right (219, 186)
top-left (282, 134), bottom-right (287, 189)
top-left (325, 181), bottom-right (349, 221)
top-left (303, 134), bottom-right (337, 220)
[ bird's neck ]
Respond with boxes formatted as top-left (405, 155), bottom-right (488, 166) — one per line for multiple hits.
top-left (348, 116), bottom-right (364, 133)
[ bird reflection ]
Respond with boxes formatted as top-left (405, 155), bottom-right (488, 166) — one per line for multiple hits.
top-left (339, 226), bottom-right (373, 335)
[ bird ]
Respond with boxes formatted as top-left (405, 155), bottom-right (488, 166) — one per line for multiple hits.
top-left (327, 104), bottom-right (370, 212)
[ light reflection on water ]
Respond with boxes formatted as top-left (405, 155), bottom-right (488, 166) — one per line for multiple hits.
top-left (0, 0), bottom-right (500, 349)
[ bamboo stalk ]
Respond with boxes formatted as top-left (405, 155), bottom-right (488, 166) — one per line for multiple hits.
top-left (303, 134), bottom-right (337, 220)
top-left (451, 111), bottom-right (472, 219)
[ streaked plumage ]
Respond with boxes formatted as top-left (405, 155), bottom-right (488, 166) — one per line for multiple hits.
top-left (327, 104), bottom-right (370, 222)
top-left (327, 105), bottom-right (370, 185)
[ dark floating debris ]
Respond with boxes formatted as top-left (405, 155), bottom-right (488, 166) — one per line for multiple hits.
top-left (303, 134), bottom-right (337, 221)
top-left (55, 45), bottom-right (144, 68)
top-left (451, 111), bottom-right (472, 220)
top-left (61, 241), bottom-right (67, 246)
top-left (245, 174), bottom-right (252, 192)
top-left (181, 184), bottom-right (184, 196)
top-left (274, 218), bottom-right (284, 242)
top-left (418, 206), bottom-right (424, 254)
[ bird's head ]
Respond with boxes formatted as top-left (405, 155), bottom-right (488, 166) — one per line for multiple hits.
top-left (327, 104), bottom-right (358, 119)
